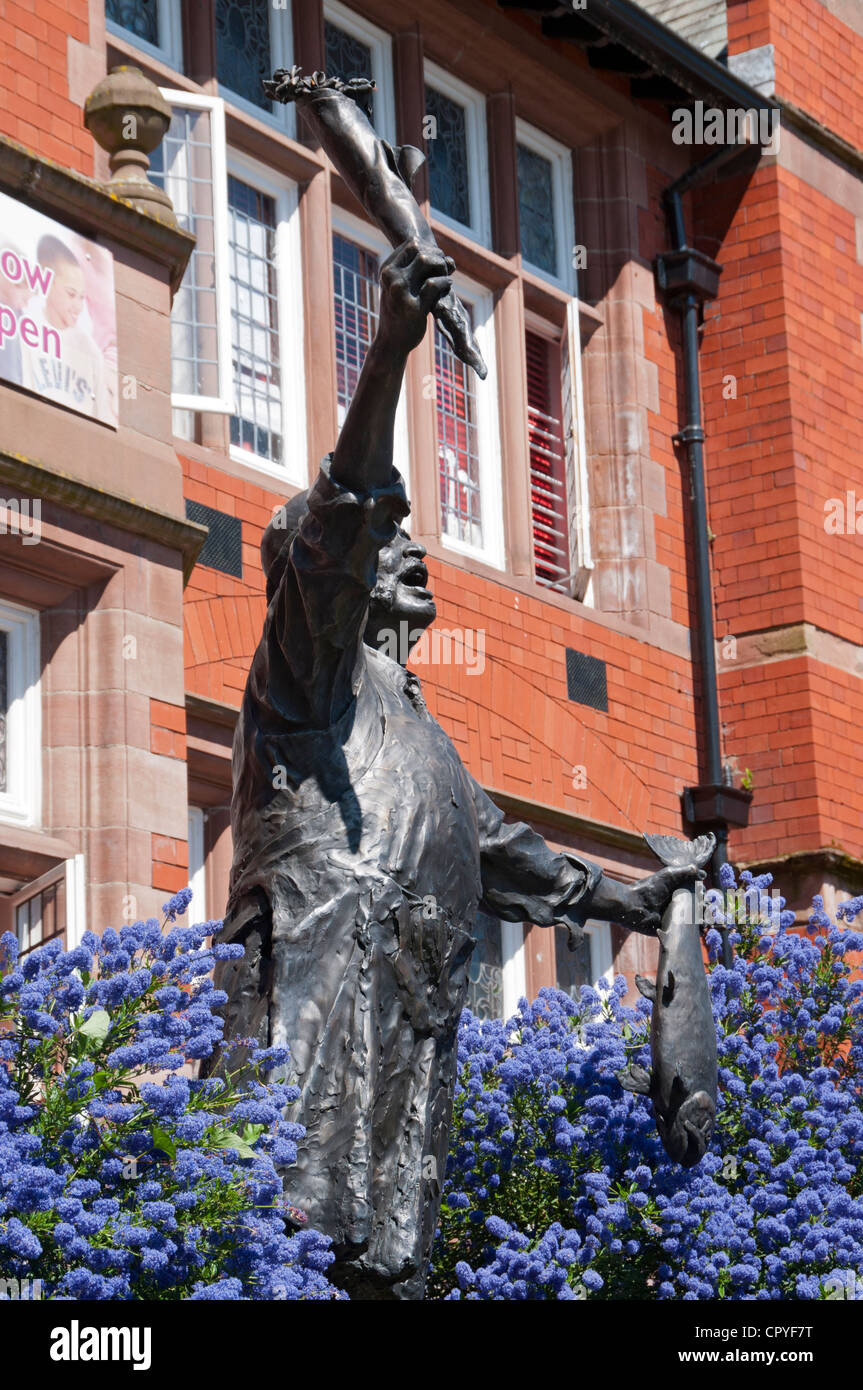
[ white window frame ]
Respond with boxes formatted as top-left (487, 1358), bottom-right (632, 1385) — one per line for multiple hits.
top-left (187, 807), bottom-right (207, 925)
top-left (216, 0), bottom-right (296, 140)
top-left (437, 272), bottom-right (504, 570)
top-left (226, 148), bottom-right (307, 487)
top-left (331, 204), bottom-right (410, 493)
top-left (584, 919), bottom-right (614, 989)
top-left (423, 61), bottom-right (490, 248)
top-left (553, 919), bottom-right (614, 1027)
top-left (65, 854), bottom-right (87, 950)
top-left (0, 598), bottom-right (40, 829)
top-left (501, 921), bottom-right (527, 1020)
top-left (158, 89), bottom-right (234, 416)
top-left (323, 1), bottom-right (396, 144)
top-left (563, 297), bottom-right (594, 602)
top-left (515, 118), bottom-right (576, 292)
top-left (106, 0), bottom-right (183, 72)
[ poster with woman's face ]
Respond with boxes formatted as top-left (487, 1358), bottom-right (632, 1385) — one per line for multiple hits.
top-left (0, 191), bottom-right (118, 428)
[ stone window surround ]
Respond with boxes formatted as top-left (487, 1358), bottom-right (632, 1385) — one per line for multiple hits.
top-left (0, 444), bottom-right (206, 923)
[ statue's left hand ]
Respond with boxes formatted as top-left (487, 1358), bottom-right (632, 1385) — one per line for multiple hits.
top-left (586, 864), bottom-right (706, 935)
top-left (617, 865), bottom-right (706, 934)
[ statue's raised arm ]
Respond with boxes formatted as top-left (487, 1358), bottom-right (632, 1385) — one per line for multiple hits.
top-left (263, 65), bottom-right (486, 380)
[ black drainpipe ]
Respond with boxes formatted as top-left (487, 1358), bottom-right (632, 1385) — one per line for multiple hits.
top-left (656, 147), bottom-right (754, 966)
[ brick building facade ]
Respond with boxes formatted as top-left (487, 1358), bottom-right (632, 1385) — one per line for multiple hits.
top-left (0, 0), bottom-right (860, 1020)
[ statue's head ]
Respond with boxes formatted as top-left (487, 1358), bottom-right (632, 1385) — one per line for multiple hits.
top-left (261, 494), bottom-right (436, 660)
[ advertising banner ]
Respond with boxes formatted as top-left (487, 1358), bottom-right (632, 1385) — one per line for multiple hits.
top-left (0, 191), bottom-right (118, 428)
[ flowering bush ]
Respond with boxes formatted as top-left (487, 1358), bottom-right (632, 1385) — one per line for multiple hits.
top-left (429, 866), bottom-right (863, 1300)
top-left (0, 889), bottom-right (344, 1300)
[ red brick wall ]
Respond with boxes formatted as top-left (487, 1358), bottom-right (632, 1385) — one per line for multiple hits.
top-left (151, 833), bottom-right (189, 895)
top-left (728, 0), bottom-right (863, 149)
top-left (182, 457), bottom-right (276, 707)
top-left (150, 698), bottom-right (187, 762)
top-left (695, 4), bottom-right (863, 868)
top-left (719, 654), bottom-right (863, 864)
top-left (0, 0), bottom-right (94, 173)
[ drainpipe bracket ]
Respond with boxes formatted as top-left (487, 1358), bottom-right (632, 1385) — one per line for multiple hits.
top-left (683, 783), bottom-right (754, 831)
top-left (672, 424), bottom-right (705, 446)
top-left (655, 247), bottom-right (722, 306)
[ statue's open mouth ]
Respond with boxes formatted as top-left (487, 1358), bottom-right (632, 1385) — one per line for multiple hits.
top-left (400, 561), bottom-right (429, 589)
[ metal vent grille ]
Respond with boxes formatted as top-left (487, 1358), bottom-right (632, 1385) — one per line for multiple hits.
top-left (185, 500), bottom-right (243, 578)
top-left (565, 647), bottom-right (608, 712)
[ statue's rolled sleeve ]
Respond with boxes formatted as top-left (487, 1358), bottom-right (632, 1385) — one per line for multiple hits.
top-left (269, 455), bottom-right (409, 725)
top-left (471, 777), bottom-right (602, 930)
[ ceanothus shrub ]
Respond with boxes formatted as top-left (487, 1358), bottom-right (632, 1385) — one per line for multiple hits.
top-left (429, 866), bottom-right (863, 1301)
top-left (0, 889), bottom-right (344, 1300)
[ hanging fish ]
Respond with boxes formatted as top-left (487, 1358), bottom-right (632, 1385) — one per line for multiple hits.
top-left (618, 832), bottom-right (717, 1168)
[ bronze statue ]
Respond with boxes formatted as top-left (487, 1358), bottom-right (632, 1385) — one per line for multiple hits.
top-left (213, 72), bottom-right (705, 1300)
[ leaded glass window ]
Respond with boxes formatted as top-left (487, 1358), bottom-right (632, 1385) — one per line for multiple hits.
top-left (424, 85), bottom-right (471, 227)
top-left (517, 142), bottom-right (557, 277)
top-left (106, 0), bottom-right (159, 47)
top-left (333, 233), bottom-right (379, 426)
top-left (325, 21), bottom-right (375, 125)
top-left (228, 176), bottom-right (282, 465)
top-left (150, 107), bottom-right (223, 404)
top-left (0, 629), bottom-right (7, 795)
top-left (216, 0), bottom-right (273, 111)
top-left (436, 310), bottom-right (482, 549)
top-left (555, 924), bottom-right (594, 999)
top-left (467, 910), bottom-right (504, 1019)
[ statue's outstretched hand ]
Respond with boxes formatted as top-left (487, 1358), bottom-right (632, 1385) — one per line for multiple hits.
top-left (618, 865), bottom-right (706, 934)
top-left (585, 865), bottom-right (706, 935)
top-left (379, 238), bottom-right (454, 355)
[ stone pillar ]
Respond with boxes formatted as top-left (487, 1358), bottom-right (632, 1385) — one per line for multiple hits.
top-left (574, 123), bottom-right (671, 628)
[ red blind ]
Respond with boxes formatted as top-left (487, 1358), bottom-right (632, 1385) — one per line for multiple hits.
top-left (526, 330), bottom-right (569, 589)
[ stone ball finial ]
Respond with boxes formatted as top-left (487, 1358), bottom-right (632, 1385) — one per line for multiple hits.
top-left (84, 65), bottom-right (177, 225)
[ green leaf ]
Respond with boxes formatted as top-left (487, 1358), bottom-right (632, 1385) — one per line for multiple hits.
top-left (152, 1126), bottom-right (177, 1160)
top-left (242, 1123), bottom-right (265, 1146)
top-left (78, 1009), bottom-right (111, 1041)
top-left (210, 1127), bottom-right (258, 1158)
